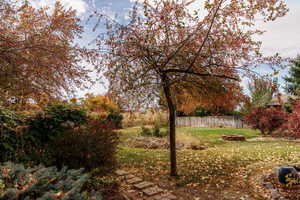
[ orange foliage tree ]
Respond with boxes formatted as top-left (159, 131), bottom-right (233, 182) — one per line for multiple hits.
top-left (167, 79), bottom-right (245, 115)
top-left (82, 94), bottom-right (119, 120)
top-left (95, 0), bottom-right (288, 176)
top-left (0, 1), bottom-right (94, 106)
top-left (82, 94), bottom-right (123, 128)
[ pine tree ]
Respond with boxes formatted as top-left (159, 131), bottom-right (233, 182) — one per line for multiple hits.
top-left (285, 56), bottom-right (300, 95)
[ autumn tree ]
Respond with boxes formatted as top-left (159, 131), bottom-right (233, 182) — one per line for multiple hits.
top-left (167, 79), bottom-right (245, 115)
top-left (95, 0), bottom-right (288, 176)
top-left (0, 1), bottom-right (93, 107)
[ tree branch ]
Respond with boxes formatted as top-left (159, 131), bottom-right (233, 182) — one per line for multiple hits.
top-left (187, 0), bottom-right (224, 71)
top-left (162, 68), bottom-right (239, 81)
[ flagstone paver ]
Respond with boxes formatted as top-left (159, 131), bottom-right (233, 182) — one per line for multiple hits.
top-left (125, 174), bottom-right (136, 179)
top-left (116, 169), bottom-right (177, 200)
top-left (134, 181), bottom-right (154, 189)
top-left (153, 193), bottom-right (177, 200)
top-left (143, 186), bottom-right (163, 196)
top-left (153, 197), bottom-right (170, 200)
top-left (127, 177), bottom-right (143, 184)
top-left (116, 169), bottom-right (130, 176)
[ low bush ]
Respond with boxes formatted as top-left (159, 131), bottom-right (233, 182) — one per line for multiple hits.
top-left (286, 113), bottom-right (300, 137)
top-left (83, 174), bottom-right (123, 200)
top-left (286, 100), bottom-right (300, 137)
top-left (153, 123), bottom-right (168, 137)
top-left (152, 124), bottom-right (161, 137)
top-left (140, 126), bottom-right (152, 137)
top-left (53, 119), bottom-right (119, 174)
top-left (0, 162), bottom-right (102, 200)
top-left (107, 113), bottom-right (123, 129)
top-left (242, 107), bottom-right (288, 135)
top-left (140, 125), bottom-right (168, 138)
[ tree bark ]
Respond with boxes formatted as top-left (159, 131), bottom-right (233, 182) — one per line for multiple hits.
top-left (162, 78), bottom-right (177, 176)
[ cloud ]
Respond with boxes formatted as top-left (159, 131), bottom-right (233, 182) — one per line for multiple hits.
top-left (253, 1), bottom-right (300, 58)
top-left (30, 0), bottom-right (87, 16)
top-left (130, 0), bottom-right (206, 14)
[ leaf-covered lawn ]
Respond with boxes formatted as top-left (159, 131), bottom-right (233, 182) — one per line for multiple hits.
top-left (117, 127), bottom-right (300, 199)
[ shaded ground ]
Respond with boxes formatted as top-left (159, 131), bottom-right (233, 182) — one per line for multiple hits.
top-left (117, 127), bottom-right (300, 199)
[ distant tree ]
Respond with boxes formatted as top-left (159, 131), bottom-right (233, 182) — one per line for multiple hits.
top-left (82, 94), bottom-right (123, 128)
top-left (284, 56), bottom-right (300, 95)
top-left (0, 1), bottom-right (94, 107)
top-left (95, 0), bottom-right (288, 176)
top-left (243, 76), bottom-right (278, 112)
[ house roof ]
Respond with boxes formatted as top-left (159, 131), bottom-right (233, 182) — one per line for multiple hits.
top-left (268, 93), bottom-right (297, 106)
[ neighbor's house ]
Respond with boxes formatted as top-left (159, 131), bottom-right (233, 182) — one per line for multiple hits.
top-left (267, 93), bottom-right (297, 109)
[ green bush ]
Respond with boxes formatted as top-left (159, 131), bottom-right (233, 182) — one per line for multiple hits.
top-left (27, 102), bottom-right (87, 144)
top-left (179, 107), bottom-right (243, 117)
top-left (107, 113), bottom-right (123, 129)
top-left (0, 106), bottom-right (18, 159)
top-left (0, 162), bottom-right (102, 200)
top-left (23, 102), bottom-right (87, 164)
top-left (194, 108), bottom-right (212, 117)
top-left (152, 124), bottom-right (168, 137)
top-left (85, 175), bottom-right (117, 189)
top-left (1, 102), bottom-right (119, 174)
top-left (140, 126), bottom-right (152, 137)
top-left (152, 124), bottom-right (161, 137)
top-left (83, 172), bottom-right (120, 200)
top-left (53, 119), bottom-right (119, 174)
top-left (0, 106), bottom-right (26, 162)
top-left (0, 102), bottom-right (88, 164)
top-left (140, 124), bottom-right (167, 138)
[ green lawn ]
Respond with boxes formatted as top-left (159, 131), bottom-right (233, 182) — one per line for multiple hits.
top-left (175, 127), bottom-right (260, 146)
top-left (117, 127), bottom-right (300, 199)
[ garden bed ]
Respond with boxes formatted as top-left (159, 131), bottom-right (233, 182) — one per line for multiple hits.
top-left (127, 136), bottom-right (206, 150)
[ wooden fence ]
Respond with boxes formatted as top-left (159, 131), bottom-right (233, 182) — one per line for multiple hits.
top-left (176, 116), bottom-right (247, 128)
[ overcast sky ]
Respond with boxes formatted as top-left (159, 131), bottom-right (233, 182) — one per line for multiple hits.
top-left (30, 0), bottom-right (300, 96)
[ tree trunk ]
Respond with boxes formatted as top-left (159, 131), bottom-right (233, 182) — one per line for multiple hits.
top-left (162, 80), bottom-right (177, 176)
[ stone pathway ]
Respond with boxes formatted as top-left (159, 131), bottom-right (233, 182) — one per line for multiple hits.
top-left (116, 170), bottom-right (177, 200)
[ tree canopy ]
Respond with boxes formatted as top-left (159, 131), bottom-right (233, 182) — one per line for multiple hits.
top-left (0, 1), bottom-right (94, 106)
top-left (96, 0), bottom-right (287, 108)
top-left (94, 0), bottom-right (288, 176)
